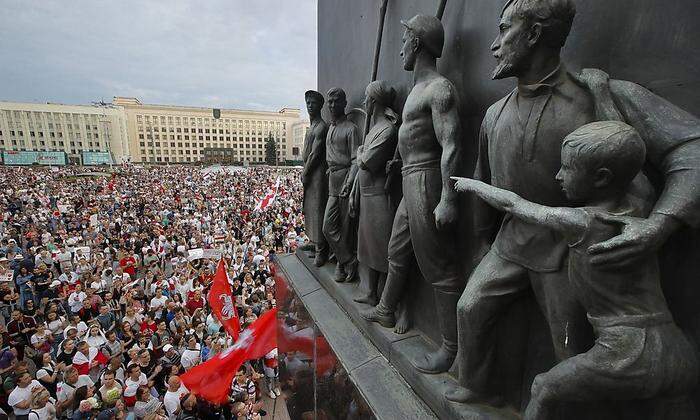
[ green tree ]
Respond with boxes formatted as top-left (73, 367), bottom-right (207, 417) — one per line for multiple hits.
top-left (265, 133), bottom-right (278, 165)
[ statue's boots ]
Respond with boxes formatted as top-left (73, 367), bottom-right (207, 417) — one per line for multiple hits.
top-left (413, 290), bottom-right (459, 374)
top-left (333, 262), bottom-right (347, 282)
top-left (359, 274), bottom-right (402, 328)
top-left (314, 244), bottom-right (329, 267)
top-left (344, 257), bottom-right (358, 282)
top-left (445, 386), bottom-right (504, 406)
top-left (299, 243), bottom-right (315, 252)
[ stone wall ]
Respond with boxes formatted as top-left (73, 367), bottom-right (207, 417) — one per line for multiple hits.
top-left (317, 0), bottom-right (700, 411)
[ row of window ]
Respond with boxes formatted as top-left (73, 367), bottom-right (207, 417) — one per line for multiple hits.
top-left (0, 139), bottom-right (102, 147)
top-left (0, 130), bottom-right (100, 138)
top-left (137, 134), bottom-right (277, 142)
top-left (136, 125), bottom-right (286, 138)
top-left (141, 149), bottom-right (282, 157)
top-left (135, 114), bottom-right (287, 129)
top-left (137, 141), bottom-right (283, 150)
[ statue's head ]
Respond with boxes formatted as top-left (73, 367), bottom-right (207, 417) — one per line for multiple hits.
top-left (400, 14), bottom-right (444, 71)
top-left (304, 90), bottom-right (324, 117)
top-left (364, 80), bottom-right (396, 110)
top-left (491, 0), bottom-right (576, 80)
top-left (556, 121), bottom-right (645, 203)
top-left (326, 88), bottom-right (347, 119)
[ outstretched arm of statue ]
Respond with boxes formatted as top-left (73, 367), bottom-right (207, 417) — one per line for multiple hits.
top-left (452, 177), bottom-right (588, 239)
top-left (432, 80), bottom-right (462, 230)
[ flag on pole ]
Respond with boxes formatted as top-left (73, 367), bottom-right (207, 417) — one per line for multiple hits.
top-left (180, 308), bottom-right (278, 404)
top-left (208, 259), bottom-right (240, 340)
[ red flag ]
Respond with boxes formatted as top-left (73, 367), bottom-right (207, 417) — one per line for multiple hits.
top-left (208, 259), bottom-right (240, 340)
top-left (181, 308), bottom-right (278, 404)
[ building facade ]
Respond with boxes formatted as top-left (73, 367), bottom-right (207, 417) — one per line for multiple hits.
top-left (290, 119), bottom-right (310, 162)
top-left (0, 101), bottom-right (130, 164)
top-left (113, 97), bottom-right (301, 164)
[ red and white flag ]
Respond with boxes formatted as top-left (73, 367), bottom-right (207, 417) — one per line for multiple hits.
top-left (208, 259), bottom-right (240, 340)
top-left (72, 347), bottom-right (108, 375)
top-left (254, 178), bottom-right (280, 211)
top-left (180, 308), bottom-right (278, 404)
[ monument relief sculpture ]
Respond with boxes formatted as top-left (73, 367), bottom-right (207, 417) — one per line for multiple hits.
top-left (322, 87), bottom-right (361, 283)
top-left (447, 0), bottom-right (700, 407)
top-left (301, 90), bottom-right (330, 267)
top-left (361, 14), bottom-right (465, 374)
top-left (453, 120), bottom-right (699, 419)
top-left (350, 81), bottom-right (399, 307)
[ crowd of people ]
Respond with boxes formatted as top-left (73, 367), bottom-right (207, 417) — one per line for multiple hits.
top-left (0, 164), bottom-right (307, 420)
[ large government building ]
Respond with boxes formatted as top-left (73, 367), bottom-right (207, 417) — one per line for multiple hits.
top-left (0, 101), bottom-right (130, 165)
top-left (290, 119), bottom-right (310, 162)
top-left (113, 97), bottom-right (301, 164)
top-left (0, 98), bottom-right (303, 165)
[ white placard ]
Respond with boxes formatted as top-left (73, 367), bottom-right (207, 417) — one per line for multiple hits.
top-left (187, 248), bottom-right (222, 261)
top-left (74, 246), bottom-right (91, 259)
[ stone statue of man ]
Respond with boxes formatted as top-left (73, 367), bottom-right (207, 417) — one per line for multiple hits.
top-left (447, 0), bottom-right (700, 406)
top-left (361, 15), bottom-right (465, 374)
top-left (322, 88), bottom-right (361, 282)
top-left (301, 90), bottom-right (329, 267)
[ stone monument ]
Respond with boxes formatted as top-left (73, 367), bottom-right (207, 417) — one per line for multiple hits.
top-left (361, 14), bottom-right (465, 374)
top-left (447, 0), bottom-right (700, 409)
top-left (350, 80), bottom-right (399, 307)
top-left (322, 87), bottom-right (361, 282)
top-left (301, 90), bottom-right (330, 267)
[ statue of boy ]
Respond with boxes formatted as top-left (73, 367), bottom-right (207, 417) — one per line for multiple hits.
top-left (453, 121), bottom-right (698, 419)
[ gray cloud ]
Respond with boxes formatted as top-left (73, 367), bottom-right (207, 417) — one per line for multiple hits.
top-left (0, 0), bottom-right (317, 113)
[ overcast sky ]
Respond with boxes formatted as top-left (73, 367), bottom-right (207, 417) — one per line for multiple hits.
top-left (0, 0), bottom-right (317, 114)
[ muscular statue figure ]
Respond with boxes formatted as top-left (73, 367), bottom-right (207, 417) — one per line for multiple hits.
top-left (301, 90), bottom-right (329, 267)
top-left (322, 88), bottom-right (361, 282)
top-left (351, 81), bottom-right (399, 306)
top-left (447, 0), bottom-right (700, 405)
top-left (361, 15), bottom-right (465, 374)
top-left (453, 121), bottom-right (698, 419)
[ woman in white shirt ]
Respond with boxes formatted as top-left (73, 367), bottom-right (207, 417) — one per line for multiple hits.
top-left (45, 311), bottom-right (66, 341)
top-left (30, 328), bottom-right (54, 354)
top-left (28, 388), bottom-right (56, 420)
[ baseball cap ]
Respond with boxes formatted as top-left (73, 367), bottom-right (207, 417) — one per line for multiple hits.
top-left (163, 344), bottom-right (174, 352)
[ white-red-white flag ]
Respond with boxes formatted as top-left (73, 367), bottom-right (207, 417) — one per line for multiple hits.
top-left (254, 178), bottom-right (280, 211)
